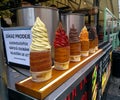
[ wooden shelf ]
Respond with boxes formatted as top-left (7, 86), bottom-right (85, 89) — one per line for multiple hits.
top-left (15, 49), bottom-right (102, 100)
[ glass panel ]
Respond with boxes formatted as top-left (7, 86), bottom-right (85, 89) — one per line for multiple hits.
top-left (103, 8), bottom-right (119, 49)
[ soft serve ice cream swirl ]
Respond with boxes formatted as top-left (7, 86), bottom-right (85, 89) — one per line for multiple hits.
top-left (79, 26), bottom-right (89, 41)
top-left (54, 23), bottom-right (69, 48)
top-left (30, 17), bottom-right (51, 51)
top-left (69, 24), bottom-right (80, 43)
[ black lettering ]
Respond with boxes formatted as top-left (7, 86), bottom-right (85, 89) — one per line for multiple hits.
top-left (6, 34), bottom-right (14, 38)
top-left (15, 34), bottom-right (30, 39)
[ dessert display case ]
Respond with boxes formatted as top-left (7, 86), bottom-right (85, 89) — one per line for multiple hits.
top-left (0, 6), bottom-right (113, 100)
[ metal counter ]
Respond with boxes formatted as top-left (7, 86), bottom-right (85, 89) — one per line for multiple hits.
top-left (7, 43), bottom-right (112, 100)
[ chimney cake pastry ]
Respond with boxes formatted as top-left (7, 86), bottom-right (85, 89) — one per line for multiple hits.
top-left (79, 26), bottom-right (89, 56)
top-left (54, 22), bottom-right (70, 70)
top-left (69, 24), bottom-right (81, 62)
top-left (30, 17), bottom-right (52, 82)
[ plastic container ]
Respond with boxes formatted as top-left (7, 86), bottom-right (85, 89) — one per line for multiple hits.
top-left (54, 46), bottom-right (70, 70)
top-left (31, 69), bottom-right (52, 82)
top-left (89, 40), bottom-right (95, 54)
top-left (89, 48), bottom-right (95, 54)
top-left (81, 51), bottom-right (89, 57)
top-left (70, 42), bottom-right (81, 62)
top-left (54, 61), bottom-right (69, 70)
top-left (95, 46), bottom-right (98, 51)
top-left (30, 50), bottom-right (52, 82)
top-left (70, 55), bottom-right (81, 62)
top-left (94, 37), bottom-right (98, 51)
top-left (80, 40), bottom-right (89, 57)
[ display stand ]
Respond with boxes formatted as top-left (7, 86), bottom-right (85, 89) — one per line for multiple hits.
top-left (0, 16), bottom-right (112, 100)
top-left (15, 49), bottom-right (102, 99)
top-left (9, 43), bottom-right (111, 100)
top-left (6, 43), bottom-right (112, 100)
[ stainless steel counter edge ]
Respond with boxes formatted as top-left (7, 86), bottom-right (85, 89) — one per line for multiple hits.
top-left (44, 43), bottom-right (112, 100)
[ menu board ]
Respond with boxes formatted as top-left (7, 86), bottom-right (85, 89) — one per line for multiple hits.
top-left (2, 27), bottom-right (32, 67)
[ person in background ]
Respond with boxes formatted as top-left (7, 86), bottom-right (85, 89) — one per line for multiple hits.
top-left (118, 31), bottom-right (120, 46)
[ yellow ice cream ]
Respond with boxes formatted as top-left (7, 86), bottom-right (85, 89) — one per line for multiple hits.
top-left (79, 26), bottom-right (89, 41)
top-left (30, 17), bottom-right (51, 51)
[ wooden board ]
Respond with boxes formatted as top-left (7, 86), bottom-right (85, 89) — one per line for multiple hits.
top-left (15, 49), bottom-right (102, 100)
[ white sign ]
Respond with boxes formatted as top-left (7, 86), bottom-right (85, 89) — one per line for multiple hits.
top-left (3, 28), bottom-right (32, 66)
